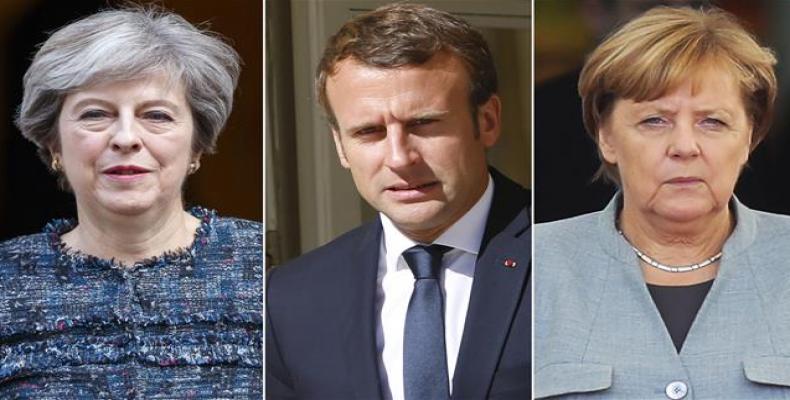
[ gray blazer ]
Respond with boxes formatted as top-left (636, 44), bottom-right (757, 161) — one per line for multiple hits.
top-left (535, 195), bottom-right (790, 399)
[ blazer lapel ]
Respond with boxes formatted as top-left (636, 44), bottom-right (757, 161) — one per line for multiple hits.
top-left (340, 221), bottom-right (385, 399)
top-left (452, 170), bottom-right (530, 398)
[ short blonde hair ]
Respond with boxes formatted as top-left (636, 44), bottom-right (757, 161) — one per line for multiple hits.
top-left (579, 6), bottom-right (777, 185)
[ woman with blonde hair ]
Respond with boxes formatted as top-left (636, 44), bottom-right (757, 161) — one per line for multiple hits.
top-left (536, 6), bottom-right (790, 399)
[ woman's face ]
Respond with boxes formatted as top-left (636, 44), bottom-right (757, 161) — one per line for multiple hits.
top-left (57, 72), bottom-right (195, 216)
top-left (598, 72), bottom-right (752, 223)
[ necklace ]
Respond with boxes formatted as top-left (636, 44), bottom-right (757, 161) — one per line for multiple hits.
top-left (618, 230), bottom-right (722, 273)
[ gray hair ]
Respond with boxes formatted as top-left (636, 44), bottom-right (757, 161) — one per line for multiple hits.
top-left (16, 7), bottom-right (241, 167)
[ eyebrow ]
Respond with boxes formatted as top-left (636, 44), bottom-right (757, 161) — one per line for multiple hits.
top-left (343, 110), bottom-right (450, 134)
top-left (69, 98), bottom-right (183, 114)
top-left (631, 103), bottom-right (737, 118)
top-left (410, 110), bottom-right (450, 121)
top-left (138, 99), bottom-right (183, 113)
top-left (69, 98), bottom-right (113, 112)
top-left (694, 108), bottom-right (735, 119)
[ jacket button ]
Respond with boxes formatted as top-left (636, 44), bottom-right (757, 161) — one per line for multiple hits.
top-left (665, 381), bottom-right (688, 399)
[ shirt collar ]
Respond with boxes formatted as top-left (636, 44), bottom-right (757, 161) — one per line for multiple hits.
top-left (380, 174), bottom-right (494, 271)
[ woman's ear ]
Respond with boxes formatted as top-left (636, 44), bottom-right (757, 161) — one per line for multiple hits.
top-left (188, 152), bottom-right (203, 175)
top-left (598, 125), bottom-right (618, 164)
top-left (742, 127), bottom-right (754, 165)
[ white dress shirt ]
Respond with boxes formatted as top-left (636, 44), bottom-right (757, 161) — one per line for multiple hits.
top-left (375, 175), bottom-right (494, 400)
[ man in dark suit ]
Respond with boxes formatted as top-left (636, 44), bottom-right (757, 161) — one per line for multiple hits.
top-left (267, 4), bottom-right (530, 399)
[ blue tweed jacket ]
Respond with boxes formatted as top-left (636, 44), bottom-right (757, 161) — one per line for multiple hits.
top-left (535, 196), bottom-right (790, 399)
top-left (0, 208), bottom-right (263, 399)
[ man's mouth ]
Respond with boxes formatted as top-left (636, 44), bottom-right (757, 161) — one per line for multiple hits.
top-left (387, 181), bottom-right (439, 191)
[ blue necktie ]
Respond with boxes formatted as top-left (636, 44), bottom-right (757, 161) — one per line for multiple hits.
top-left (402, 244), bottom-right (452, 400)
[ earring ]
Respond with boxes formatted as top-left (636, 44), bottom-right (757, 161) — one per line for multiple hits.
top-left (50, 155), bottom-right (61, 172)
top-left (188, 160), bottom-right (201, 175)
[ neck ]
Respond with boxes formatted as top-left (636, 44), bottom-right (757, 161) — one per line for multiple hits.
top-left (62, 199), bottom-right (200, 266)
top-left (620, 199), bottom-right (733, 286)
top-left (400, 223), bottom-right (452, 244)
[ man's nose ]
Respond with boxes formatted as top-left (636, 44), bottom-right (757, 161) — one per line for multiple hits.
top-left (384, 124), bottom-right (419, 169)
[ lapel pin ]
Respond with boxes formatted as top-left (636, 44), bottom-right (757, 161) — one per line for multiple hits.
top-left (503, 258), bottom-right (517, 268)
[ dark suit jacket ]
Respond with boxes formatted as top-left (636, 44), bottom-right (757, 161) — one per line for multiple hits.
top-left (267, 169), bottom-right (530, 399)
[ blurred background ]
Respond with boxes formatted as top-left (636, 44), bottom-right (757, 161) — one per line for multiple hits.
top-left (0, 0), bottom-right (262, 240)
top-left (266, 0), bottom-right (530, 266)
top-left (535, 0), bottom-right (790, 222)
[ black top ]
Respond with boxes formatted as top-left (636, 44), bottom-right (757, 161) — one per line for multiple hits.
top-left (647, 279), bottom-right (714, 353)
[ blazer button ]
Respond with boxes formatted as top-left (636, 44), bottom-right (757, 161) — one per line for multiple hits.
top-left (665, 381), bottom-right (688, 399)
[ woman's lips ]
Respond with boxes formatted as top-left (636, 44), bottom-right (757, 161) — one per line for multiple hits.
top-left (385, 181), bottom-right (440, 201)
top-left (666, 177), bottom-right (703, 186)
top-left (102, 165), bottom-right (151, 182)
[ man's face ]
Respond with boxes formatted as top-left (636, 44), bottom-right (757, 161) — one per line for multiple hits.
top-left (326, 53), bottom-right (500, 242)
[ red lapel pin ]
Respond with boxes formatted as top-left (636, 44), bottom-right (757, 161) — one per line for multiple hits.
top-left (503, 258), bottom-right (517, 268)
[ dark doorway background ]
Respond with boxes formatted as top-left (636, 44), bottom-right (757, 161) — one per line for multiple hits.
top-left (0, 0), bottom-right (262, 240)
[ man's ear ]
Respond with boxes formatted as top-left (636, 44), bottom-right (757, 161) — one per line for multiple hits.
top-left (598, 125), bottom-right (618, 164)
top-left (332, 129), bottom-right (350, 169)
top-left (477, 94), bottom-right (501, 148)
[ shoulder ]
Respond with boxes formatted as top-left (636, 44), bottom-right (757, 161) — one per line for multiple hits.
top-left (732, 203), bottom-right (790, 256)
top-left (266, 220), bottom-right (379, 327)
top-left (748, 207), bottom-right (790, 239)
top-left (269, 221), bottom-right (378, 283)
top-left (490, 168), bottom-right (530, 210)
top-left (534, 210), bottom-right (612, 288)
top-left (0, 233), bottom-right (54, 273)
top-left (0, 232), bottom-right (49, 253)
top-left (194, 214), bottom-right (263, 282)
top-left (0, 233), bottom-right (57, 321)
top-left (267, 221), bottom-right (380, 307)
top-left (210, 217), bottom-right (263, 253)
top-left (212, 215), bottom-right (263, 235)
top-left (535, 210), bottom-right (601, 245)
top-left (738, 206), bottom-right (790, 272)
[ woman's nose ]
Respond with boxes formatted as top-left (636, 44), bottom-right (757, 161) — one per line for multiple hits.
top-left (109, 116), bottom-right (142, 152)
top-left (667, 123), bottom-right (701, 159)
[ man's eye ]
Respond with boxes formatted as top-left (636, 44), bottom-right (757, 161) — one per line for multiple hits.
top-left (355, 126), bottom-right (384, 136)
top-left (143, 111), bottom-right (174, 122)
top-left (410, 118), bottom-right (436, 127)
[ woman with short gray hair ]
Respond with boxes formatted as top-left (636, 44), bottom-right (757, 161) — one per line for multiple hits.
top-left (18, 8), bottom-right (239, 169)
top-left (0, 7), bottom-right (262, 398)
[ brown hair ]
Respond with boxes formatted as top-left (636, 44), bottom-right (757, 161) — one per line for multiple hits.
top-left (315, 3), bottom-right (497, 129)
top-left (579, 6), bottom-right (777, 184)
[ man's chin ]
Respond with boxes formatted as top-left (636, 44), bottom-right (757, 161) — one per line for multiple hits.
top-left (381, 204), bottom-right (450, 238)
